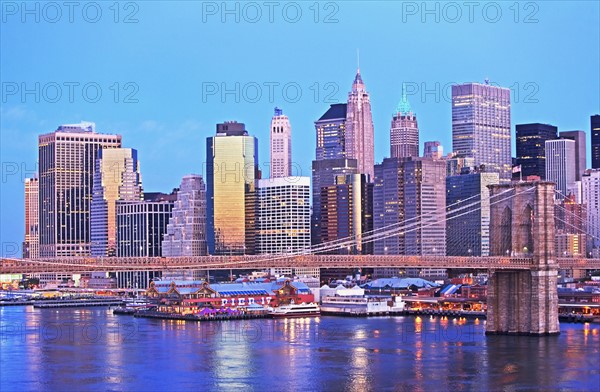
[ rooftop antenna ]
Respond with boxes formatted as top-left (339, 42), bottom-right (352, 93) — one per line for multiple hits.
top-left (357, 48), bottom-right (360, 73)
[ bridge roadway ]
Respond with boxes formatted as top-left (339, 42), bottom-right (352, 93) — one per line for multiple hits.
top-left (1, 255), bottom-right (599, 274)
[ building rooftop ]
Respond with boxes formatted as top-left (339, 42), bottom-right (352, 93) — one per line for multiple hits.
top-left (318, 103), bottom-right (347, 122)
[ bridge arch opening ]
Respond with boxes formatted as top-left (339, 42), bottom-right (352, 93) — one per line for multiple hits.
top-left (500, 207), bottom-right (512, 256)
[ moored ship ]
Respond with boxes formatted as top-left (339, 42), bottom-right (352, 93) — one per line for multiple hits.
top-left (320, 295), bottom-right (405, 316)
top-left (269, 303), bottom-right (321, 318)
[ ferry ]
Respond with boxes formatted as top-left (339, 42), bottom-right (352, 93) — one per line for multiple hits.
top-left (320, 295), bottom-right (406, 316)
top-left (269, 302), bottom-right (321, 318)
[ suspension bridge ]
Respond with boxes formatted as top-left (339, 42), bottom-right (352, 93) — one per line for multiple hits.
top-left (2, 181), bottom-right (599, 335)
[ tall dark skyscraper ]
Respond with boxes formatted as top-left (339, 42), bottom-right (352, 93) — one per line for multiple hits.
top-left (592, 115), bottom-right (600, 169)
top-left (312, 103), bottom-right (358, 245)
top-left (38, 122), bottom-right (122, 257)
top-left (560, 130), bottom-right (587, 181)
top-left (515, 123), bottom-right (558, 180)
top-left (373, 157), bottom-right (446, 256)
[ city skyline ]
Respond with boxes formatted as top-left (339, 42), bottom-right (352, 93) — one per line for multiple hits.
top-left (2, 2), bottom-right (599, 256)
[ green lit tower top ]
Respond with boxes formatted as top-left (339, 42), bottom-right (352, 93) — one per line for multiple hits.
top-left (390, 84), bottom-right (419, 158)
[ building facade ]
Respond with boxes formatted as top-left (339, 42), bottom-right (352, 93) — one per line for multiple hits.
top-left (38, 122), bottom-right (121, 257)
top-left (424, 141), bottom-right (443, 159)
top-left (452, 82), bottom-right (511, 181)
top-left (446, 171), bottom-right (500, 257)
top-left (116, 198), bottom-right (174, 257)
top-left (545, 139), bottom-right (576, 199)
top-left (255, 177), bottom-right (310, 255)
top-left (390, 92), bottom-right (419, 159)
top-left (345, 69), bottom-right (375, 179)
top-left (90, 148), bottom-right (143, 256)
top-left (269, 107), bottom-right (292, 178)
top-left (23, 177), bottom-right (39, 259)
top-left (206, 122), bottom-right (259, 255)
top-left (373, 158), bottom-right (446, 256)
top-left (319, 174), bottom-right (373, 254)
top-left (515, 123), bottom-right (558, 180)
top-left (559, 131), bottom-right (587, 181)
top-left (312, 103), bottom-right (358, 245)
top-left (162, 174), bottom-right (208, 257)
top-left (554, 194), bottom-right (587, 258)
top-left (582, 170), bottom-right (600, 254)
top-left (591, 115), bottom-right (600, 169)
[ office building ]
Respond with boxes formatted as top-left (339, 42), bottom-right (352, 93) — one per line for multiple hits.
top-left (373, 158), bottom-right (446, 256)
top-left (90, 148), bottom-right (143, 256)
top-left (446, 171), bottom-right (500, 257)
top-left (38, 122), bottom-right (121, 257)
top-left (424, 141), bottom-right (443, 159)
top-left (390, 91), bottom-right (419, 159)
top-left (116, 194), bottom-right (174, 257)
top-left (452, 82), bottom-right (511, 181)
top-left (162, 174), bottom-right (208, 257)
top-left (270, 107), bottom-right (292, 178)
top-left (255, 177), bottom-right (310, 255)
top-left (23, 177), bottom-right (39, 259)
top-left (345, 69), bottom-right (375, 179)
top-left (546, 139), bottom-right (576, 199)
top-left (515, 123), bottom-right (558, 180)
top-left (582, 169), bottom-right (600, 254)
top-left (315, 103), bottom-right (347, 161)
top-left (206, 121), bottom-right (259, 255)
top-left (320, 174), bottom-right (373, 254)
top-left (555, 194), bottom-right (587, 257)
top-left (560, 131), bottom-right (587, 181)
top-left (592, 115), bottom-right (600, 169)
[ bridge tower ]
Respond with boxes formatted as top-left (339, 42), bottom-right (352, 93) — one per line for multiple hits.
top-left (486, 181), bottom-right (559, 335)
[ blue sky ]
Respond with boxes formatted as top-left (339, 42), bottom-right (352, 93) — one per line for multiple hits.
top-left (1, 1), bottom-right (599, 256)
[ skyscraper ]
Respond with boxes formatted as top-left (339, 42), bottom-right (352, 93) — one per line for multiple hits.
top-left (446, 170), bottom-right (499, 257)
top-left (345, 69), bottom-right (375, 179)
top-left (206, 122), bottom-right (259, 255)
top-left (452, 82), bottom-right (511, 181)
top-left (255, 177), bottom-right (311, 255)
top-left (312, 103), bottom-right (358, 245)
top-left (315, 103), bottom-right (347, 160)
top-left (582, 169), bottom-right (600, 255)
top-left (162, 174), bottom-right (208, 257)
top-left (592, 115), bottom-right (600, 169)
top-left (560, 130), bottom-right (587, 181)
top-left (320, 174), bottom-right (373, 254)
top-left (91, 148), bottom-right (143, 257)
top-left (373, 158), bottom-right (446, 256)
top-left (515, 123), bottom-right (558, 180)
top-left (23, 177), bottom-right (39, 259)
top-left (38, 122), bottom-right (121, 257)
top-left (269, 107), bottom-right (292, 178)
top-left (546, 139), bottom-right (576, 199)
top-left (554, 194), bottom-right (587, 257)
top-left (424, 141), bottom-right (443, 159)
top-left (390, 90), bottom-right (419, 159)
top-left (116, 195), bottom-right (174, 257)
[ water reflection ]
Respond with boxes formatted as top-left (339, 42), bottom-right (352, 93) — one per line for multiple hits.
top-left (0, 307), bottom-right (598, 391)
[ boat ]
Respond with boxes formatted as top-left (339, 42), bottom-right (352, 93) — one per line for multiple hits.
top-left (269, 302), bottom-right (320, 318)
top-left (113, 299), bottom-right (156, 315)
top-left (320, 295), bottom-right (405, 316)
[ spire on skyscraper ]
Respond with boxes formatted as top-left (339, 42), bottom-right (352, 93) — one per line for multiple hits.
top-left (395, 84), bottom-right (413, 115)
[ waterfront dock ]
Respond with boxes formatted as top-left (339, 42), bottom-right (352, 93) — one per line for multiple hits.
top-left (33, 299), bottom-right (124, 308)
top-left (133, 310), bottom-right (269, 322)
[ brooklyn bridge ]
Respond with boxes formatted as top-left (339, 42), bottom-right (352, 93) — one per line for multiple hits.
top-left (2, 182), bottom-right (599, 335)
